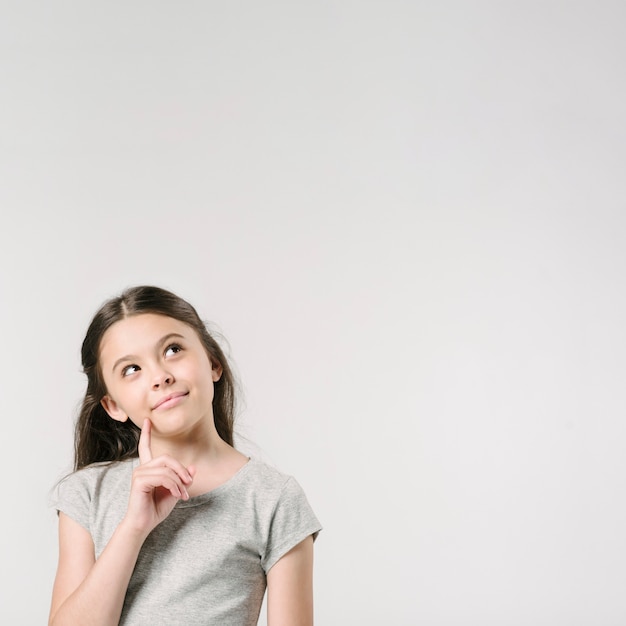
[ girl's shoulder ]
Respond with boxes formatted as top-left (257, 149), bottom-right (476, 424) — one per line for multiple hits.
top-left (242, 457), bottom-right (294, 491)
top-left (67, 457), bottom-right (135, 482)
top-left (242, 458), bottom-right (322, 572)
top-left (51, 458), bottom-right (135, 506)
top-left (238, 457), bottom-right (315, 510)
top-left (49, 459), bottom-right (135, 532)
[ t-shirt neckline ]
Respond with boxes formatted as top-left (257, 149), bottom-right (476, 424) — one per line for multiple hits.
top-left (131, 456), bottom-right (254, 509)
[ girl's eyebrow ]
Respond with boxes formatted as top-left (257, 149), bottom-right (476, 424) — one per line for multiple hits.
top-left (112, 354), bottom-right (136, 373)
top-left (111, 333), bottom-right (186, 373)
top-left (157, 332), bottom-right (185, 347)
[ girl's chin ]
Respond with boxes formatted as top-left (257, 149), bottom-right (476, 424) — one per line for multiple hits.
top-left (149, 416), bottom-right (205, 436)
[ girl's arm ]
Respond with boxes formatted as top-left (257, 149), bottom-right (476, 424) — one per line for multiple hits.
top-left (49, 513), bottom-right (147, 626)
top-left (266, 535), bottom-right (315, 626)
top-left (49, 419), bottom-right (193, 626)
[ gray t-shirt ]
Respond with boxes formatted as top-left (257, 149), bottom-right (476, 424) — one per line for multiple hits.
top-left (51, 457), bottom-right (321, 625)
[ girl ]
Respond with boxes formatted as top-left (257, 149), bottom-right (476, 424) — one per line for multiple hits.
top-left (49, 285), bottom-right (321, 626)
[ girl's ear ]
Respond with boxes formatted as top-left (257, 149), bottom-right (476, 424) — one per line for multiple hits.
top-left (101, 395), bottom-right (128, 423)
top-left (211, 360), bottom-right (223, 382)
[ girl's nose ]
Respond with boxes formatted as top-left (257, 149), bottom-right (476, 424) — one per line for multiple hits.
top-left (152, 370), bottom-right (173, 389)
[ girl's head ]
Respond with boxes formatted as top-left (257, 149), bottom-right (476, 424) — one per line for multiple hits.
top-left (74, 285), bottom-right (236, 470)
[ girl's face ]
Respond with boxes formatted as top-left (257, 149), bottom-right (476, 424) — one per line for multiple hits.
top-left (98, 313), bottom-right (222, 437)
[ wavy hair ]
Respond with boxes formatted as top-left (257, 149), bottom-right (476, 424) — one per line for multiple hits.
top-left (74, 286), bottom-right (236, 470)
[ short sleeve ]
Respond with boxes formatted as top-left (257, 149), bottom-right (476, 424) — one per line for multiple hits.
top-left (49, 470), bottom-right (93, 531)
top-left (262, 476), bottom-right (322, 572)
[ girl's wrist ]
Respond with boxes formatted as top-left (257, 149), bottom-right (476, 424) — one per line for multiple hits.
top-left (117, 517), bottom-right (152, 545)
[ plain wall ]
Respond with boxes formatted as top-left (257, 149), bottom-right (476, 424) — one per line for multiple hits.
top-left (1, 2), bottom-right (625, 624)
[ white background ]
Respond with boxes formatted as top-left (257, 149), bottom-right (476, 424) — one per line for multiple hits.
top-left (2, 2), bottom-right (625, 624)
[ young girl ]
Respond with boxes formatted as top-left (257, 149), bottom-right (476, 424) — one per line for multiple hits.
top-left (49, 285), bottom-right (321, 626)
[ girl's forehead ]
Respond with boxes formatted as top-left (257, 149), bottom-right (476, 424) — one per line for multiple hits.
top-left (100, 314), bottom-right (194, 355)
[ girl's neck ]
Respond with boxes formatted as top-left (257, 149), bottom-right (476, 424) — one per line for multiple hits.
top-left (150, 427), bottom-right (230, 466)
top-left (148, 424), bottom-right (249, 496)
top-left (187, 446), bottom-right (250, 497)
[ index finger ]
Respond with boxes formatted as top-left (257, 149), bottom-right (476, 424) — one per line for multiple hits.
top-left (138, 418), bottom-right (153, 464)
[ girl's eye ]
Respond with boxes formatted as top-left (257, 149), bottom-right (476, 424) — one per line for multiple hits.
top-left (122, 364), bottom-right (140, 377)
top-left (165, 344), bottom-right (182, 357)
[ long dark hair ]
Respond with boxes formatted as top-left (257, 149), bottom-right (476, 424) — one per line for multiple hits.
top-left (74, 285), bottom-right (237, 471)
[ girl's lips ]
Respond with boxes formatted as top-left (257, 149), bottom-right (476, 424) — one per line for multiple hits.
top-left (153, 392), bottom-right (188, 411)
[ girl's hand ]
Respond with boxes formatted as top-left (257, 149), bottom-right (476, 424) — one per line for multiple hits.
top-left (123, 419), bottom-right (194, 537)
